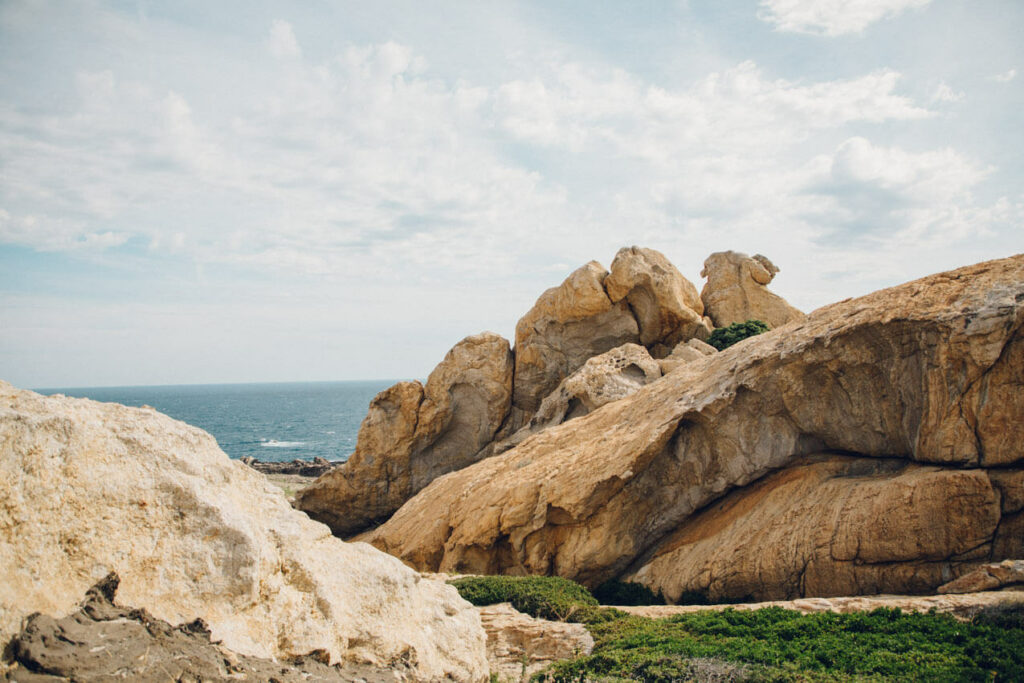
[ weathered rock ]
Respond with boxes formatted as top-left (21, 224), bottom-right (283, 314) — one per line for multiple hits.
top-left (2, 574), bottom-right (400, 682)
top-left (512, 261), bottom-right (639, 414)
top-left (296, 332), bottom-right (513, 537)
top-left (604, 246), bottom-right (709, 347)
top-left (626, 455), bottom-right (1010, 602)
top-left (243, 455), bottom-right (339, 477)
top-left (365, 256), bottom-right (1024, 595)
top-left (657, 339), bottom-right (716, 374)
top-left (496, 344), bottom-right (662, 454)
top-left (700, 250), bottom-right (804, 328)
top-left (938, 560), bottom-right (1024, 594)
top-left (478, 603), bottom-right (594, 682)
top-left (0, 382), bottom-right (488, 681)
top-left (617, 590), bottom-right (1024, 622)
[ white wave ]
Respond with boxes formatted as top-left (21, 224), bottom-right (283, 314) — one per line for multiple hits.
top-left (260, 439), bottom-right (308, 448)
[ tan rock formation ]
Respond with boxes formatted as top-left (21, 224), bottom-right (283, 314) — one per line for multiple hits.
top-left (296, 332), bottom-right (513, 537)
top-left (626, 455), bottom-right (1013, 602)
top-left (512, 261), bottom-right (639, 414)
top-left (0, 382), bottom-right (488, 681)
top-left (658, 338), bottom-right (717, 374)
top-left (605, 246), bottom-right (709, 346)
top-left (365, 255), bottom-right (1024, 595)
top-left (478, 603), bottom-right (594, 682)
top-left (700, 250), bottom-right (804, 328)
top-left (496, 343), bottom-right (662, 454)
top-left (938, 560), bottom-right (1024, 594)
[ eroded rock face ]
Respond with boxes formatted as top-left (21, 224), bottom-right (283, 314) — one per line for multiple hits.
top-left (605, 246), bottom-right (709, 347)
top-left (296, 332), bottom-right (513, 537)
top-left (700, 251), bottom-right (804, 328)
top-left (626, 455), bottom-right (1015, 602)
top-left (365, 255), bottom-right (1024, 594)
top-left (0, 382), bottom-right (488, 681)
top-left (938, 561), bottom-right (1024, 595)
top-left (478, 603), bottom-right (594, 682)
top-left (495, 344), bottom-right (662, 454)
top-left (512, 261), bottom-right (639, 414)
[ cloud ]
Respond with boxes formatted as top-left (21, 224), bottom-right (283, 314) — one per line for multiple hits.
top-left (988, 68), bottom-right (1017, 83)
top-left (930, 82), bottom-right (964, 103)
top-left (758, 0), bottom-right (933, 36)
top-left (268, 19), bottom-right (300, 59)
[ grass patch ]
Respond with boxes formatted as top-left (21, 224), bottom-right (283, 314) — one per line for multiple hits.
top-left (449, 575), bottom-right (1024, 682)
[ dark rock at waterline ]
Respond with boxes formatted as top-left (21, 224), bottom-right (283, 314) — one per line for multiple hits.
top-left (242, 455), bottom-right (342, 477)
top-left (1, 573), bottom-right (400, 683)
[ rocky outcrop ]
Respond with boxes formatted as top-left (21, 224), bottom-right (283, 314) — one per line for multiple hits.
top-left (2, 574), bottom-right (399, 683)
top-left (512, 261), bottom-right (639, 414)
top-left (604, 246), bottom-right (710, 348)
top-left (364, 255), bottom-right (1024, 597)
top-left (243, 455), bottom-right (339, 477)
top-left (699, 250), bottom-right (803, 328)
top-left (0, 382), bottom-right (488, 681)
top-left (496, 344), bottom-right (662, 454)
top-left (626, 455), bottom-right (1016, 602)
top-left (296, 332), bottom-right (513, 537)
top-left (658, 338), bottom-right (717, 374)
top-left (478, 603), bottom-right (594, 682)
top-left (938, 561), bottom-right (1024, 594)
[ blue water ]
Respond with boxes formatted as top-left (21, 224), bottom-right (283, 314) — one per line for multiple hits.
top-left (33, 381), bottom-right (396, 462)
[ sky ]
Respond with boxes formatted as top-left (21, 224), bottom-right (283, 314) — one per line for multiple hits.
top-left (1, 0), bottom-right (1022, 388)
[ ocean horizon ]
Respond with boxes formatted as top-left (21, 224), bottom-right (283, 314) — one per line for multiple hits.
top-left (32, 380), bottom-right (399, 462)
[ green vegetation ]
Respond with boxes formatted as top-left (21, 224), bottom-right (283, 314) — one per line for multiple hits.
top-left (708, 319), bottom-right (770, 351)
top-left (449, 575), bottom-right (598, 621)
top-left (592, 580), bottom-right (665, 606)
top-left (449, 575), bottom-right (1024, 682)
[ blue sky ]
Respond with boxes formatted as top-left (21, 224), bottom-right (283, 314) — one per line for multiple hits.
top-left (2, 0), bottom-right (1022, 387)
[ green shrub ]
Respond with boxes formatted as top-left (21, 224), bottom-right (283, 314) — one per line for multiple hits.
top-left (592, 580), bottom-right (665, 606)
top-left (708, 320), bottom-right (770, 351)
top-left (449, 575), bottom-right (598, 621)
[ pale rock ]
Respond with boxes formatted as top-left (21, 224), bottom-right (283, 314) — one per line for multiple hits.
top-left (617, 590), bottom-right (1024, 622)
top-left (478, 603), bottom-right (594, 682)
top-left (512, 262), bottom-right (638, 414)
top-left (938, 560), bottom-right (1024, 594)
top-left (365, 256), bottom-right (1024, 594)
top-left (496, 344), bottom-right (661, 454)
top-left (699, 251), bottom-right (804, 328)
top-left (296, 332), bottom-right (512, 537)
top-left (657, 341), bottom-right (712, 374)
top-left (0, 382), bottom-right (488, 681)
top-left (604, 246), bottom-right (709, 346)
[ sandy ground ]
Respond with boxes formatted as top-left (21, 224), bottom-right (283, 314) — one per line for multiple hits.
top-left (264, 473), bottom-right (314, 500)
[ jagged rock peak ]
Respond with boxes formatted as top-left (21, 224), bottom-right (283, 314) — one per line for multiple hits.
top-left (700, 249), bottom-right (804, 328)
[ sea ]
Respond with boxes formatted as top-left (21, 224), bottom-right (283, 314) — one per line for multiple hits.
top-left (32, 381), bottom-right (397, 463)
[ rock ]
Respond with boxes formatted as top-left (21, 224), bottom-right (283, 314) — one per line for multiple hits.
top-left (657, 339), bottom-right (715, 374)
top-left (364, 255), bottom-right (1024, 595)
top-left (0, 382), bottom-right (488, 681)
top-left (296, 332), bottom-right (513, 537)
top-left (699, 250), bottom-right (804, 328)
top-left (616, 590), bottom-right (1024, 622)
top-left (938, 560), bottom-right (1024, 594)
top-left (496, 344), bottom-right (662, 454)
top-left (604, 246), bottom-right (709, 346)
top-left (478, 603), bottom-right (594, 682)
top-left (626, 455), bottom-right (1007, 602)
top-left (245, 457), bottom-right (341, 477)
top-left (2, 574), bottom-right (400, 682)
top-left (512, 261), bottom-right (639, 414)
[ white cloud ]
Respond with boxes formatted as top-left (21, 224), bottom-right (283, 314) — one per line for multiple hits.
top-left (988, 68), bottom-right (1017, 83)
top-left (268, 19), bottom-right (300, 59)
top-left (758, 0), bottom-right (933, 36)
top-left (931, 82), bottom-right (964, 103)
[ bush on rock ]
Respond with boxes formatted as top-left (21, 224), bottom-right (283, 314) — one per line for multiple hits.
top-left (708, 319), bottom-right (769, 351)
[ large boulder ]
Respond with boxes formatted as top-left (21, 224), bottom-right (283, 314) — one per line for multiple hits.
top-left (626, 455), bottom-right (1013, 602)
top-left (604, 246), bottom-right (711, 347)
top-left (364, 255), bottom-right (1024, 595)
top-left (296, 332), bottom-right (513, 537)
top-left (512, 261), bottom-right (639, 414)
top-left (700, 251), bottom-right (804, 328)
top-left (495, 343), bottom-right (662, 454)
top-left (0, 382), bottom-right (488, 681)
